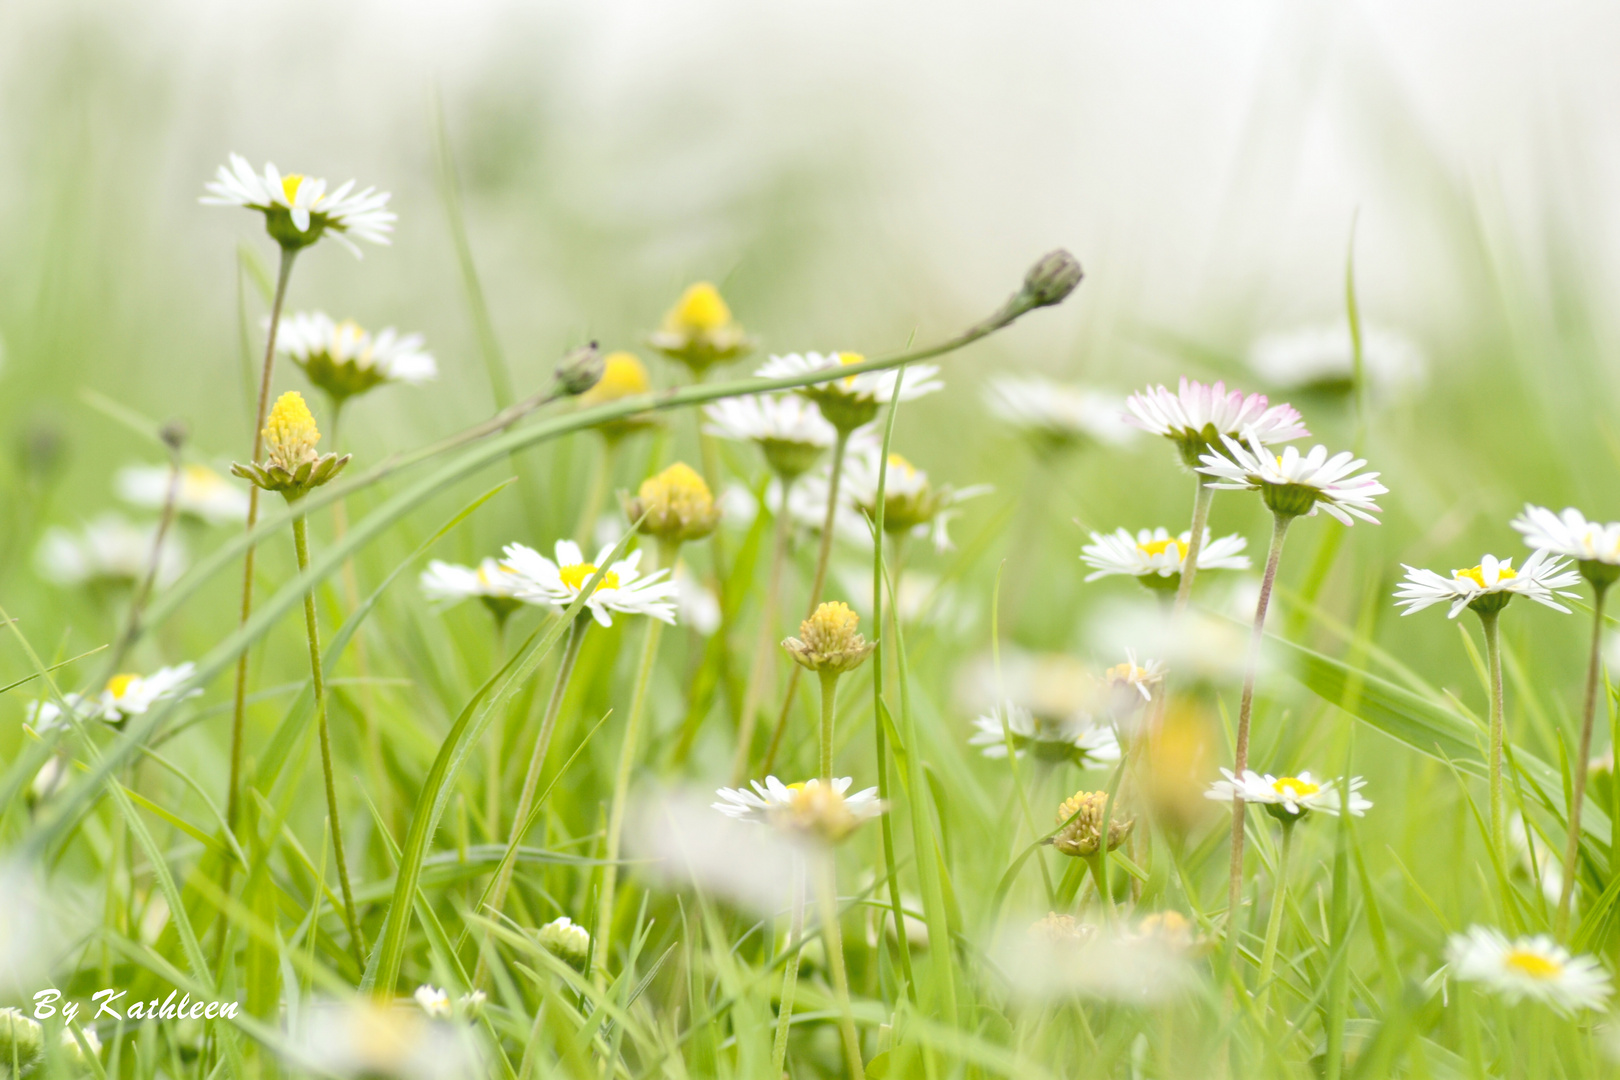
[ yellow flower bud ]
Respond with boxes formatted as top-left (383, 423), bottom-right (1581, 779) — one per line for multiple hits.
top-left (264, 391), bottom-right (321, 472)
top-left (580, 352), bottom-right (658, 439)
top-left (1051, 790), bottom-right (1135, 858)
top-left (782, 601), bottom-right (876, 675)
top-left (665, 282), bottom-right (732, 333)
top-left (648, 282), bottom-right (754, 374)
top-left (627, 462), bottom-right (720, 543)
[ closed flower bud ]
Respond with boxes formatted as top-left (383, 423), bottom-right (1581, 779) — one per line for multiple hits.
top-left (555, 341), bottom-right (604, 397)
top-left (648, 282), bottom-right (755, 375)
top-left (626, 462), bottom-right (720, 544)
top-left (1050, 790), bottom-right (1134, 858)
top-left (538, 916), bottom-right (591, 969)
top-left (0, 1008), bottom-right (43, 1071)
top-left (232, 391), bottom-right (351, 501)
top-left (1019, 249), bottom-right (1084, 309)
top-left (580, 352), bottom-right (659, 440)
top-left (782, 601), bottom-right (876, 675)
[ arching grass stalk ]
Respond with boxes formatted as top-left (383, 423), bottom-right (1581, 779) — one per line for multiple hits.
top-left (1557, 580), bottom-right (1612, 935)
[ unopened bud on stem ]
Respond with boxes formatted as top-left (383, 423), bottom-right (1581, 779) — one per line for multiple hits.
top-left (1020, 249), bottom-right (1084, 310)
top-left (555, 341), bottom-right (604, 397)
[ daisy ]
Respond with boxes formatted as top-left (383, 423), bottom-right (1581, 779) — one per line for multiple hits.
top-left (537, 916), bottom-right (591, 968)
top-left (648, 282), bottom-right (754, 374)
top-left (1081, 527), bottom-right (1250, 590)
top-left (1247, 322), bottom-right (1426, 396)
top-left (116, 462), bottom-right (250, 526)
top-left (1205, 768), bottom-right (1371, 820)
top-left (755, 352), bottom-right (942, 434)
top-left (28, 663), bottom-right (200, 731)
top-left (1197, 432), bottom-right (1386, 524)
top-left (1446, 926), bottom-right (1612, 1014)
top-left (413, 986), bottom-right (451, 1020)
top-left (36, 514), bottom-right (187, 588)
top-left (843, 447), bottom-right (992, 554)
top-left (1103, 651), bottom-right (1166, 705)
top-left (1512, 505), bottom-right (1620, 583)
top-left (968, 704), bottom-right (1121, 765)
top-left (500, 540), bottom-right (677, 627)
top-left (419, 558), bottom-right (528, 623)
top-left (712, 776), bottom-right (884, 845)
top-left (1125, 378), bottom-right (1308, 467)
top-left (703, 394), bottom-right (837, 480)
top-left (276, 312), bottom-right (436, 405)
top-left (579, 351), bottom-right (659, 439)
top-left (289, 1001), bottom-right (479, 1080)
top-left (201, 154), bottom-right (394, 255)
top-left (1393, 551), bottom-right (1581, 619)
top-left (983, 375), bottom-right (1136, 452)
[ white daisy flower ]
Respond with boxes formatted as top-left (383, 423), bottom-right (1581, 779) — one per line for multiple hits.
top-left (412, 985), bottom-right (451, 1020)
top-left (36, 514), bottom-right (188, 588)
top-left (1509, 818), bottom-right (1564, 908)
top-left (28, 664), bottom-right (200, 731)
top-left (276, 312), bottom-right (436, 404)
top-left (1125, 378), bottom-right (1309, 466)
top-left (755, 352), bottom-right (942, 432)
top-left (116, 464), bottom-right (249, 526)
top-left (712, 776), bottom-right (884, 845)
top-left (1247, 322), bottom-right (1426, 396)
top-left (419, 558), bottom-right (527, 607)
top-left (968, 704), bottom-right (1121, 765)
top-left (1103, 650), bottom-right (1166, 704)
top-left (1512, 505), bottom-right (1620, 583)
top-left (994, 919), bottom-right (1196, 1004)
top-left (537, 916), bottom-right (592, 967)
top-left (201, 154), bottom-right (394, 255)
top-left (1393, 551), bottom-right (1582, 619)
top-left (500, 540), bottom-right (677, 627)
top-left (703, 394), bottom-right (837, 479)
top-left (1197, 432), bottom-right (1387, 525)
top-left (843, 444), bottom-right (992, 554)
top-left (1204, 768), bottom-right (1370, 819)
top-left (1446, 926), bottom-right (1612, 1014)
top-left (983, 375), bottom-right (1137, 451)
top-left (289, 1000), bottom-right (481, 1079)
top-left (1081, 527), bottom-right (1250, 590)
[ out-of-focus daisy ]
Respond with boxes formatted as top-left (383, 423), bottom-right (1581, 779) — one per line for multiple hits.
top-left (288, 1000), bottom-right (480, 1079)
top-left (27, 664), bottom-right (200, 731)
top-left (1103, 651), bottom-right (1166, 705)
top-left (968, 704), bottom-right (1120, 766)
top-left (673, 564), bottom-right (721, 636)
top-left (703, 394), bottom-right (837, 480)
top-left (844, 447), bottom-right (991, 554)
top-left (27, 755), bottom-right (72, 809)
top-left (955, 648), bottom-right (1105, 729)
top-left (755, 352), bottom-right (942, 433)
top-left (500, 540), bottom-right (677, 627)
top-left (419, 558), bottom-right (528, 623)
top-left (648, 282), bottom-right (754, 375)
top-left (1394, 552), bottom-right (1581, 619)
top-left (116, 463), bottom-right (249, 526)
top-left (0, 1008), bottom-right (42, 1072)
top-left (1205, 768), bottom-right (1370, 820)
top-left (994, 919), bottom-right (1196, 1004)
top-left (1513, 505), bottom-right (1620, 587)
top-left (1081, 527), bottom-right (1250, 591)
top-left (578, 351), bottom-right (658, 439)
top-left (1446, 926), bottom-right (1612, 1014)
top-left (276, 312), bottom-right (436, 406)
top-left (537, 916), bottom-right (591, 969)
top-left (712, 776), bottom-right (883, 846)
top-left (983, 375), bottom-right (1136, 453)
top-left (37, 514), bottom-right (187, 588)
top-left (1125, 378), bottom-right (1308, 467)
top-left (1509, 818), bottom-right (1564, 908)
top-left (412, 986), bottom-right (451, 1020)
top-left (1247, 322), bottom-right (1426, 397)
top-left (201, 155), bottom-right (394, 255)
top-left (1198, 433), bottom-right (1386, 524)
top-left (60, 1024), bottom-right (101, 1066)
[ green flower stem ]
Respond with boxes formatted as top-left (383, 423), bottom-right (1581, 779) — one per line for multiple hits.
top-left (763, 428), bottom-right (852, 774)
top-left (818, 670), bottom-right (840, 782)
top-left (1256, 819), bottom-right (1295, 1011)
top-left (1557, 585), bottom-right (1610, 936)
top-left (1227, 511), bottom-right (1293, 930)
top-left (596, 540), bottom-right (676, 984)
top-left (226, 244), bottom-right (297, 838)
top-left (1173, 477), bottom-right (1214, 614)
top-left (1479, 608), bottom-right (1507, 871)
top-left (290, 512), bottom-right (365, 971)
top-left (732, 477), bottom-right (795, 783)
top-left (574, 435), bottom-right (621, 545)
top-left (815, 853), bottom-right (867, 1080)
top-left (1085, 853), bottom-right (1114, 923)
top-left (772, 856), bottom-right (807, 1076)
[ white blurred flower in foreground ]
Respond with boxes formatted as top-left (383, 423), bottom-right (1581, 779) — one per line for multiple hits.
top-left (1509, 818), bottom-right (1564, 908)
top-left (60, 1024), bottom-right (101, 1065)
top-left (501, 540), bottom-right (677, 627)
top-left (1126, 378), bottom-right (1308, 467)
top-left (37, 514), bottom-right (187, 588)
top-left (1205, 769), bottom-right (1370, 819)
top-left (992, 915), bottom-right (1196, 1003)
top-left (844, 447), bottom-right (992, 554)
top-left (28, 664), bottom-right (199, 731)
top-left (0, 863), bottom-right (68, 999)
top-left (1081, 527), bottom-right (1250, 590)
top-left (1446, 926), bottom-right (1611, 1014)
top-left (276, 311), bottom-right (436, 404)
top-left (412, 986), bottom-right (451, 1020)
top-left (1088, 599), bottom-right (1258, 685)
top-left (117, 463), bottom-right (249, 525)
top-left (1103, 651), bottom-right (1166, 705)
top-left (538, 916), bottom-right (591, 969)
top-left (1394, 552), bottom-right (1581, 619)
top-left (956, 648), bottom-right (1106, 728)
top-left (289, 1001), bottom-right (480, 1079)
top-left (1247, 322), bottom-right (1426, 396)
top-left (1198, 434), bottom-right (1386, 525)
top-left (983, 375), bottom-right (1136, 452)
top-left (756, 351), bottom-right (942, 432)
top-left (628, 790), bottom-right (800, 916)
top-left (713, 776), bottom-right (883, 845)
top-left (969, 704), bottom-right (1120, 765)
top-left (202, 154), bottom-right (394, 255)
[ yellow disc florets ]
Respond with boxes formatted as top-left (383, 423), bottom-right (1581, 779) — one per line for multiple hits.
top-left (584, 352), bottom-right (652, 403)
top-left (1138, 536), bottom-right (1189, 561)
top-left (281, 173), bottom-right (306, 204)
top-left (649, 283), bottom-right (753, 373)
top-left (666, 283), bottom-right (732, 333)
top-left (782, 601), bottom-right (876, 675)
top-left (105, 674), bottom-right (139, 700)
top-left (1455, 564), bottom-right (1516, 588)
top-left (264, 391), bottom-right (321, 472)
top-left (627, 462), bottom-right (721, 544)
top-left (1503, 949), bottom-right (1564, 980)
top-left (1051, 790), bottom-right (1136, 858)
top-left (1272, 776), bottom-right (1321, 799)
top-left (559, 563), bottom-right (620, 593)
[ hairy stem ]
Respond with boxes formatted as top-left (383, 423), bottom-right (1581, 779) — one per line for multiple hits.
top-left (1173, 478), bottom-right (1214, 614)
top-left (1480, 609), bottom-right (1507, 872)
top-left (732, 475), bottom-right (794, 783)
top-left (818, 670), bottom-right (840, 782)
top-left (1557, 585), bottom-right (1609, 937)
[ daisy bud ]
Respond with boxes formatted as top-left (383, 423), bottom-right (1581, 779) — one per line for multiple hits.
top-left (232, 391), bottom-right (352, 501)
top-left (1018, 249), bottom-right (1084, 310)
top-left (782, 601), bottom-right (876, 675)
top-left (648, 282), bottom-right (755, 375)
top-left (459, 990), bottom-right (487, 1020)
top-left (0, 1008), bottom-right (43, 1072)
top-left (555, 341), bottom-right (604, 397)
top-left (627, 462), bottom-right (721, 544)
top-left (60, 1025), bottom-right (101, 1065)
top-left (160, 418), bottom-right (189, 452)
top-left (538, 916), bottom-right (591, 969)
top-left (1050, 790), bottom-right (1135, 858)
top-left (580, 352), bottom-right (659, 439)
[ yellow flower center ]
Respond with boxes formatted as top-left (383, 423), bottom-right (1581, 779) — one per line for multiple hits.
top-left (1106, 662), bottom-right (1145, 683)
top-left (1138, 537), bottom-right (1189, 561)
top-left (559, 563), bottom-right (619, 592)
top-left (837, 351), bottom-right (866, 388)
top-left (886, 453), bottom-right (918, 479)
top-left (585, 352), bottom-right (652, 402)
top-left (801, 601), bottom-right (863, 653)
top-left (263, 391), bottom-right (321, 471)
top-left (1503, 949), bottom-right (1563, 980)
top-left (1455, 564), bottom-right (1516, 588)
top-left (183, 465), bottom-right (226, 491)
top-left (280, 173), bottom-right (305, 203)
top-left (105, 674), bottom-right (140, 699)
top-left (668, 283), bottom-right (732, 332)
top-left (1273, 777), bottom-right (1320, 798)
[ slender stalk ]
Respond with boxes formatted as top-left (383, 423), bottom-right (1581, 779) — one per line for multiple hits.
top-left (291, 514), bottom-right (365, 970)
top-left (1557, 585), bottom-right (1609, 936)
top-left (1479, 609), bottom-right (1507, 870)
top-left (815, 853), bottom-right (866, 1080)
top-left (1256, 820), bottom-right (1294, 1011)
top-left (575, 436), bottom-right (620, 545)
top-left (732, 475), bottom-right (795, 784)
top-left (596, 541), bottom-right (674, 983)
top-left (771, 856), bottom-right (807, 1076)
top-left (817, 670), bottom-right (840, 782)
top-left (1086, 854), bottom-right (1114, 923)
top-left (1227, 512), bottom-right (1292, 927)
top-left (110, 436), bottom-right (184, 671)
top-left (226, 245), bottom-right (297, 835)
top-left (1172, 477), bottom-right (1215, 614)
top-left (764, 428), bottom-right (852, 773)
